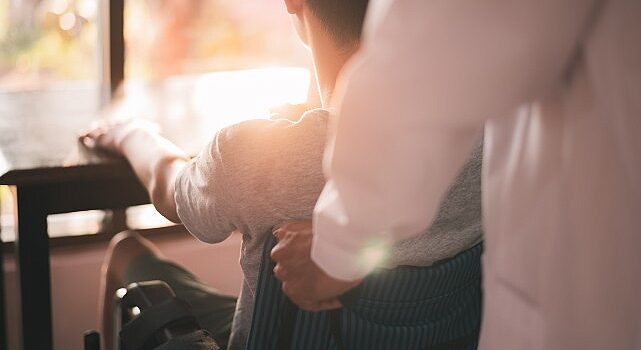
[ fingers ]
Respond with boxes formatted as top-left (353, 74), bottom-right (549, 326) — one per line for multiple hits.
top-left (80, 126), bottom-right (111, 149)
top-left (271, 224), bottom-right (315, 288)
top-left (272, 220), bottom-right (313, 240)
top-left (272, 227), bottom-right (287, 241)
top-left (271, 222), bottom-right (292, 243)
top-left (80, 128), bottom-right (104, 148)
top-left (273, 263), bottom-right (288, 280)
top-left (270, 229), bottom-right (312, 262)
top-left (79, 134), bottom-right (94, 148)
top-left (79, 118), bottom-right (158, 143)
top-left (270, 220), bottom-right (347, 312)
top-left (270, 238), bottom-right (288, 261)
top-left (270, 227), bottom-right (297, 261)
top-left (79, 121), bottom-right (109, 146)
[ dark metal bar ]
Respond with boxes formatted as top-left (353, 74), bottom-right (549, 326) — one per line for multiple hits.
top-left (0, 191), bottom-right (6, 350)
top-left (36, 179), bottom-right (149, 216)
top-left (109, 0), bottom-right (125, 96)
top-left (101, 209), bottom-right (129, 236)
top-left (15, 186), bottom-right (53, 350)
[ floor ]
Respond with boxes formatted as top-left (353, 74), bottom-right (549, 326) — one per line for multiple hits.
top-left (2, 231), bottom-right (243, 350)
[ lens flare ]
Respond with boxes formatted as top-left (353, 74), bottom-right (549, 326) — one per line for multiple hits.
top-left (357, 238), bottom-right (390, 270)
top-left (59, 12), bottom-right (76, 31)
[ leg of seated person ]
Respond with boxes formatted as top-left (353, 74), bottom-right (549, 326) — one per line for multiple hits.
top-left (99, 230), bottom-right (162, 350)
top-left (98, 230), bottom-right (237, 350)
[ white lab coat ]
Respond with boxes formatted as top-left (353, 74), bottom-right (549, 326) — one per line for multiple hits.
top-left (312, 0), bottom-right (641, 349)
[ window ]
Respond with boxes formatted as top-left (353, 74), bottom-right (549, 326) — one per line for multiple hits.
top-left (1, 0), bottom-right (102, 241)
top-left (1, 0), bottom-right (309, 89)
top-left (0, 0), bottom-right (312, 241)
top-left (124, 0), bottom-right (310, 80)
top-left (0, 0), bottom-right (100, 90)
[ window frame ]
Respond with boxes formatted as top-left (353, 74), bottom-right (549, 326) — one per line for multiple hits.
top-left (101, 0), bottom-right (124, 104)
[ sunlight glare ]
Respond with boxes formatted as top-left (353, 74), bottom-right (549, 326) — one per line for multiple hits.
top-left (192, 67), bottom-right (310, 127)
top-left (108, 67), bottom-right (311, 156)
top-left (77, 0), bottom-right (97, 19)
top-left (49, 0), bottom-right (68, 15)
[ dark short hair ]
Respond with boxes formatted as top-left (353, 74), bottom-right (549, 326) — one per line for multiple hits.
top-left (307, 0), bottom-right (370, 48)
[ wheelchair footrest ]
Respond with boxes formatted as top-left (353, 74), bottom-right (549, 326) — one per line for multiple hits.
top-left (120, 297), bottom-right (200, 350)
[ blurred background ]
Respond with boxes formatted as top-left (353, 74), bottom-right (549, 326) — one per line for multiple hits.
top-left (1, 2), bottom-right (314, 348)
top-left (0, 0), bottom-right (313, 242)
top-left (0, 0), bottom-right (309, 87)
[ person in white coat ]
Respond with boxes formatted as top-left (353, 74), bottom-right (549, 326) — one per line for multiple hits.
top-left (271, 1), bottom-right (641, 349)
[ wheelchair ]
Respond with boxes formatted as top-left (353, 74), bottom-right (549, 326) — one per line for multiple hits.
top-left (85, 235), bottom-right (482, 350)
top-left (84, 280), bottom-right (210, 350)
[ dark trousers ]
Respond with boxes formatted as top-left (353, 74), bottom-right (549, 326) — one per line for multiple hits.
top-left (247, 235), bottom-right (483, 350)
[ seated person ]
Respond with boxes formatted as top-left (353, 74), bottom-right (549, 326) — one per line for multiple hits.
top-left (85, 0), bottom-right (483, 349)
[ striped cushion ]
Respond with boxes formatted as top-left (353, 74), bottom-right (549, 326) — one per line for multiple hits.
top-left (247, 235), bottom-right (482, 350)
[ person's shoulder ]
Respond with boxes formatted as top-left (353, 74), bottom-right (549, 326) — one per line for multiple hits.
top-left (218, 108), bottom-right (329, 143)
top-left (269, 107), bottom-right (330, 124)
top-left (200, 108), bottom-right (328, 166)
top-left (299, 108), bottom-right (330, 121)
top-left (285, 108), bottom-right (330, 131)
top-left (269, 103), bottom-right (330, 122)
